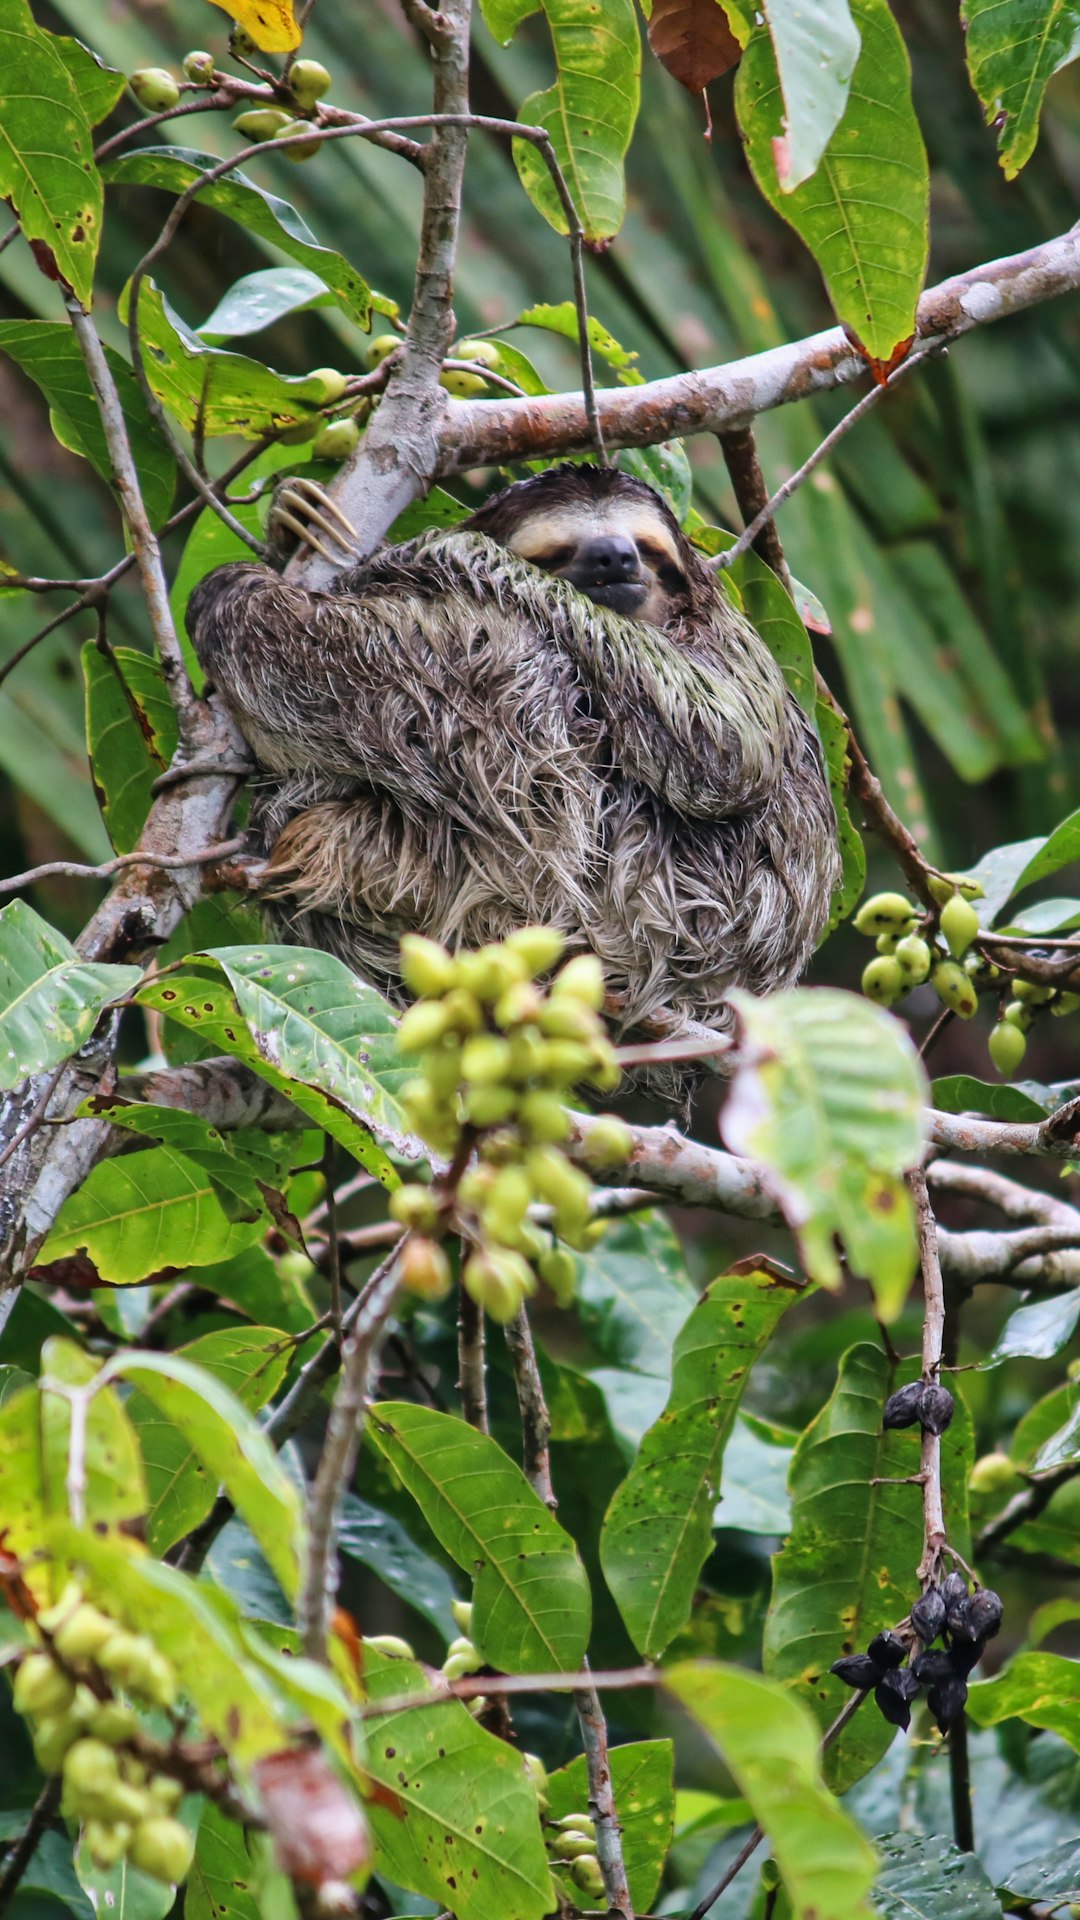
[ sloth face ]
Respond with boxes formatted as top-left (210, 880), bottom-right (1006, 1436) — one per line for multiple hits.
top-left (502, 498), bottom-right (691, 625)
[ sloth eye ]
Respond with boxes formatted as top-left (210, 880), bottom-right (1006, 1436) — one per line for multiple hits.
top-left (657, 561), bottom-right (688, 597)
top-left (530, 546), bottom-right (576, 573)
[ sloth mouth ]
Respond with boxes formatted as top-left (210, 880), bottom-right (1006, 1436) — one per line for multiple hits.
top-left (576, 578), bottom-right (649, 616)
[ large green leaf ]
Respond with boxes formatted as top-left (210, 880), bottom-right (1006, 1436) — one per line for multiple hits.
top-left (574, 1210), bottom-right (697, 1376)
top-left (722, 988), bottom-right (927, 1319)
top-left (36, 1141), bottom-right (267, 1284)
top-left (121, 1331), bottom-right (297, 1568)
top-left (0, 323), bottom-right (175, 529)
top-left (968, 1653), bottom-right (1080, 1753)
top-left (198, 266), bottom-right (339, 341)
top-left (987, 1288), bottom-right (1080, 1368)
top-left (481, 0), bottom-right (641, 242)
top-left (600, 1266), bottom-right (805, 1657)
top-left (757, 0), bottom-right (861, 191)
top-left (962, 0), bottom-right (1080, 179)
top-left (138, 947), bottom-right (416, 1183)
top-left (873, 1832), bottom-right (1002, 1920)
top-left (362, 1645), bottom-right (554, 1920)
top-left (338, 1494), bottom-right (461, 1638)
top-left (763, 1343), bottom-right (973, 1792)
top-left (998, 1838), bottom-right (1080, 1905)
top-left (83, 644), bottom-right (178, 853)
top-left (0, 1340), bottom-right (146, 1560)
top-left (81, 1101), bottom-right (295, 1223)
top-left (736, 0), bottom-right (928, 362)
top-left (367, 1402), bottom-right (592, 1672)
top-left (187, 1804), bottom-right (262, 1920)
top-left (0, 900), bottom-right (142, 1090)
top-left (665, 1662), bottom-right (877, 1920)
top-left (0, 0), bottom-right (101, 304)
top-left (545, 1741), bottom-right (674, 1910)
top-left (102, 149), bottom-right (371, 327)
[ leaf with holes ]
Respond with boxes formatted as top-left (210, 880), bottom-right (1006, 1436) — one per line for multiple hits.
top-left (722, 987), bottom-right (927, 1318)
top-left (103, 149), bottom-right (371, 327)
top-left (367, 1402), bottom-right (591, 1672)
top-left (83, 645), bottom-right (179, 853)
top-left (601, 1266), bottom-right (804, 1656)
top-left (736, 0), bottom-right (927, 363)
top-left (763, 1342), bottom-right (973, 1790)
top-left (36, 1142), bottom-right (267, 1284)
top-left (0, 1), bottom-right (101, 304)
top-left (0, 901), bottom-right (142, 1091)
top-left (962, 0), bottom-right (1080, 179)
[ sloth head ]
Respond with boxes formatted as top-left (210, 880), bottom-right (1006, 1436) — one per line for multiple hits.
top-left (463, 464), bottom-right (698, 627)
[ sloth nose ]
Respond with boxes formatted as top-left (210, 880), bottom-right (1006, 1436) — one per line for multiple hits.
top-left (576, 535), bottom-right (641, 581)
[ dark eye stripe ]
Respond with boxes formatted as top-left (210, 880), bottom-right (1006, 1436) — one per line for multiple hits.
top-left (528, 546), bottom-right (576, 572)
top-left (637, 538), bottom-right (676, 566)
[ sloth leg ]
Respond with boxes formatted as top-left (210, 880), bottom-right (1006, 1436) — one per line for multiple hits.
top-left (269, 476), bottom-right (360, 567)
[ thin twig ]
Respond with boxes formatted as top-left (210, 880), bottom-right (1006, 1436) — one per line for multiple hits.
top-left (0, 1779), bottom-right (62, 1920)
top-left (504, 1308), bottom-right (555, 1508)
top-left (910, 1169), bottom-right (947, 1584)
top-left (717, 427), bottom-right (793, 591)
top-left (457, 1282), bottom-right (489, 1434)
top-left (1, 837), bottom-right (247, 897)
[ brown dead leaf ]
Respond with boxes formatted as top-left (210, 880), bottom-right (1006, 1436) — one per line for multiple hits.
top-left (647, 0), bottom-right (742, 95)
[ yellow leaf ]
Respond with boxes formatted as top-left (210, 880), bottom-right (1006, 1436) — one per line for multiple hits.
top-left (207, 0), bottom-right (302, 52)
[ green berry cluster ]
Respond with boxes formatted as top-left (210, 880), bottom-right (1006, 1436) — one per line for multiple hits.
top-left (390, 930), bottom-right (631, 1326)
top-left (546, 1812), bottom-right (605, 1903)
top-left (14, 1587), bottom-right (191, 1885)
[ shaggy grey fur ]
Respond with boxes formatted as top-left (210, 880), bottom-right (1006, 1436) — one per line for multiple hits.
top-left (187, 468), bottom-right (839, 1046)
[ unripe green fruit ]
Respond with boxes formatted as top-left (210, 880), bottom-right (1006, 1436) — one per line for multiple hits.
top-left (1002, 999), bottom-right (1033, 1031)
top-left (302, 366), bottom-right (349, 405)
top-left (554, 1832), bottom-right (599, 1860)
top-left (97, 1631), bottom-right (167, 1705)
top-left (505, 926), bottom-right (566, 975)
top-left (440, 368), bottom-right (489, 397)
top-left (494, 981), bottom-right (544, 1030)
top-left (389, 1183), bottom-right (440, 1233)
top-left (32, 1712), bottom-right (83, 1773)
top-left (570, 1854), bottom-right (606, 1898)
top-left (400, 934), bottom-right (456, 998)
top-left (368, 334), bottom-right (402, 368)
top-left (988, 1020), bottom-right (1027, 1076)
top-left (553, 954), bottom-right (605, 1010)
top-left (14, 1653), bottom-right (76, 1720)
top-left (861, 956), bottom-right (905, 1006)
top-left (965, 951), bottom-right (1000, 983)
top-left (1010, 977), bottom-right (1054, 1005)
top-left (399, 1236), bottom-right (452, 1302)
top-left (554, 1814), bottom-right (596, 1836)
top-left (84, 1820), bottom-right (132, 1868)
top-left (518, 1089), bottom-right (570, 1144)
top-left (463, 1247), bottom-right (534, 1323)
top-left (130, 68), bottom-right (180, 111)
top-left (1054, 990), bottom-right (1080, 1015)
top-left (538, 999), bottom-right (597, 1042)
top-left (455, 339), bottom-right (502, 368)
top-left (129, 1816), bottom-right (195, 1886)
top-left (88, 1702), bottom-right (139, 1746)
top-left (312, 418), bottom-right (361, 462)
top-left (442, 1645), bottom-right (484, 1681)
top-left (278, 119), bottom-right (321, 161)
top-left (446, 1636), bottom-right (476, 1659)
top-left (538, 1039), bottom-right (597, 1083)
top-left (580, 1115), bottom-right (633, 1170)
top-left (63, 1738), bottom-right (121, 1812)
top-left (365, 1634), bottom-right (416, 1659)
top-left (482, 1165), bottom-right (532, 1237)
top-left (853, 893), bottom-right (918, 937)
top-left (451, 1599), bottom-right (473, 1636)
top-left (461, 1035), bottom-right (512, 1084)
top-left (106, 1782), bottom-right (153, 1825)
top-left (463, 1084), bottom-right (518, 1127)
top-left (527, 1147), bottom-right (591, 1235)
top-left (506, 1028), bottom-right (546, 1081)
top-left (397, 1000), bottom-right (452, 1051)
top-left (419, 1043), bottom-right (462, 1099)
top-left (289, 57), bottom-right (333, 105)
top-left (183, 50), bottom-right (215, 81)
top-left (522, 1752), bottom-right (549, 1805)
top-left (232, 108), bottom-right (293, 141)
top-left (928, 871), bottom-right (984, 905)
top-left (148, 1777), bottom-right (184, 1814)
top-left (894, 934), bottom-right (932, 984)
top-left (442, 988), bottom-right (483, 1034)
top-left (940, 893), bottom-right (981, 959)
top-left (969, 1450), bottom-right (1022, 1495)
top-left (875, 932), bottom-right (898, 955)
top-left (931, 960), bottom-right (978, 1019)
top-left (538, 1244), bottom-right (577, 1305)
top-left (52, 1603), bottom-right (115, 1665)
top-left (229, 25), bottom-right (260, 56)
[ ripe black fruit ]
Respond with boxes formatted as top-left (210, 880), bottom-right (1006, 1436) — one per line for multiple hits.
top-left (867, 1631), bottom-right (906, 1671)
top-left (927, 1674), bottom-right (968, 1732)
top-left (910, 1587), bottom-right (946, 1644)
top-left (875, 1669), bottom-right (919, 1730)
top-left (911, 1648), bottom-right (952, 1684)
top-left (965, 1589), bottom-right (1003, 1641)
top-left (919, 1384), bottom-right (955, 1435)
top-left (882, 1382), bottom-right (924, 1430)
top-left (830, 1654), bottom-right (881, 1690)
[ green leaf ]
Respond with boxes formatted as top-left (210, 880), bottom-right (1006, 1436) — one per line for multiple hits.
top-left (190, 1246), bottom-right (316, 1337)
top-left (138, 949), bottom-right (415, 1183)
top-left (873, 1831), bottom-right (1002, 1920)
top-left (722, 987), bottom-right (927, 1318)
top-left (83, 644), bottom-right (178, 853)
top-left (736, 0), bottom-right (928, 362)
top-left (338, 1494), bottom-right (461, 1638)
top-left (600, 1266), bottom-right (805, 1656)
top-left (51, 1525), bottom-right (292, 1768)
top-left (725, 550), bottom-right (816, 713)
top-left (76, 1822), bottom-right (196, 1920)
top-left (37, 1142), bottom-right (266, 1284)
top-left (483, 0), bottom-right (641, 242)
top-left (763, 1343), bottom-right (973, 1791)
top-left (0, 900), bottom-right (142, 1090)
top-left (575, 1211), bottom-right (697, 1377)
top-left (362, 1646), bottom-right (554, 1920)
top-left (719, 1413), bottom-right (794, 1534)
top-left (987, 1289), bottom-right (1080, 1367)
top-left (125, 282), bottom-right (350, 441)
top-left (15, 1831), bottom-right (96, 1920)
top-left (665, 1661), bottom-right (877, 1920)
top-left (80, 1101), bottom-right (291, 1223)
top-left (517, 302), bottom-right (642, 381)
top-left (0, 0), bottom-right (101, 304)
top-left (102, 149), bottom-right (372, 327)
top-left (1012, 806), bottom-right (1080, 893)
top-left (757, 0), bottom-right (861, 191)
top-left (998, 1837), bottom-right (1080, 1904)
top-left (1000, 897), bottom-right (1080, 934)
top-left (969, 1652), bottom-right (1080, 1752)
top-left (187, 1804), bottom-right (263, 1920)
top-left (962, 0), bottom-right (1080, 179)
top-left (545, 1741), bottom-right (674, 1910)
top-left (122, 1331), bottom-right (296, 1566)
top-left (53, 34), bottom-right (125, 127)
top-left (198, 267), bottom-right (338, 341)
top-left (367, 1402), bottom-right (592, 1671)
top-left (0, 322), bottom-right (176, 529)
top-left (0, 1343), bottom-right (147, 1555)
top-left (930, 1074), bottom-right (1051, 1122)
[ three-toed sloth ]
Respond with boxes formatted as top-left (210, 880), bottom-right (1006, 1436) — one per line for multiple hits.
top-left (187, 464), bottom-right (839, 1040)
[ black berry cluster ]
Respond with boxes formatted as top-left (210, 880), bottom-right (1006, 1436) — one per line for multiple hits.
top-left (830, 1572), bottom-right (1003, 1733)
top-left (882, 1379), bottom-right (955, 1435)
